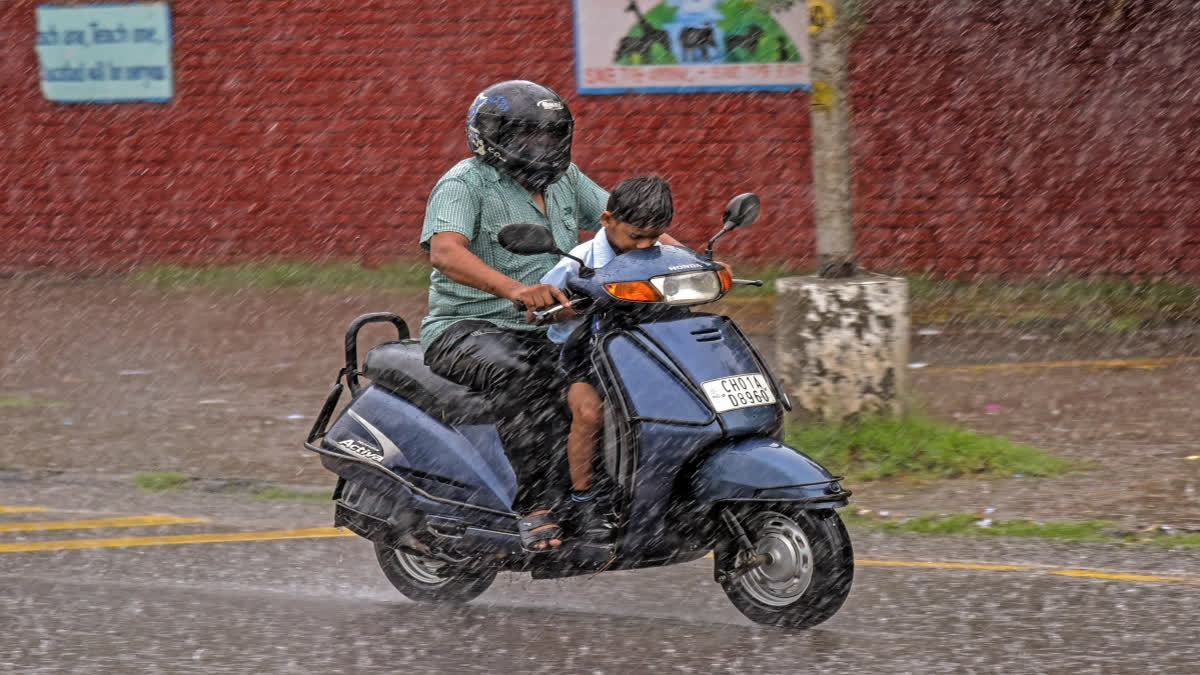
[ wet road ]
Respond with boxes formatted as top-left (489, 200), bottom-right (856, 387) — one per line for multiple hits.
top-left (3, 281), bottom-right (1199, 672)
top-left (2, 476), bottom-right (1197, 673)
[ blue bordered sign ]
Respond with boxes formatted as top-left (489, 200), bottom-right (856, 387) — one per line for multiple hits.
top-left (573, 0), bottom-right (811, 95)
top-left (35, 2), bottom-right (174, 103)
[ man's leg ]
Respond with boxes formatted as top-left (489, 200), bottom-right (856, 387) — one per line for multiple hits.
top-left (424, 323), bottom-right (571, 518)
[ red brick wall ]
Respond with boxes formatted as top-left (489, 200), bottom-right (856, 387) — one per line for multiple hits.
top-left (2, 0), bottom-right (1198, 278)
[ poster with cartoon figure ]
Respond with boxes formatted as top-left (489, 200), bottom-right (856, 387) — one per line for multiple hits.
top-left (573, 0), bottom-right (810, 94)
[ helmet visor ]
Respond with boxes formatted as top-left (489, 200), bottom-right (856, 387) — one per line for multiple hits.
top-left (496, 121), bottom-right (572, 166)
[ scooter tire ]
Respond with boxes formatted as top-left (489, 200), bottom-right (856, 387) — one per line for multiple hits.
top-left (714, 504), bottom-right (853, 630)
top-left (374, 541), bottom-right (497, 604)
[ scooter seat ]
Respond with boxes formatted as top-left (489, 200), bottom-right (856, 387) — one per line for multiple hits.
top-left (361, 340), bottom-right (498, 425)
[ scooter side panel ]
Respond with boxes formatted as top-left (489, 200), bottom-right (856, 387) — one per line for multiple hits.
top-left (634, 314), bottom-right (783, 438)
top-left (323, 385), bottom-right (516, 512)
top-left (602, 317), bottom-right (789, 560)
top-left (618, 421), bottom-right (724, 559)
top-left (604, 334), bottom-right (713, 424)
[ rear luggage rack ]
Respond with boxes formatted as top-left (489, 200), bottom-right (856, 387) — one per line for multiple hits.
top-left (307, 312), bottom-right (410, 444)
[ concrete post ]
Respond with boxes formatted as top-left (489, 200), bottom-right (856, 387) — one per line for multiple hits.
top-left (774, 275), bottom-right (910, 423)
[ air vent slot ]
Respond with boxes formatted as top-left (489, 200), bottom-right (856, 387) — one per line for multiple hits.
top-left (691, 327), bottom-right (722, 342)
top-left (397, 468), bottom-right (473, 490)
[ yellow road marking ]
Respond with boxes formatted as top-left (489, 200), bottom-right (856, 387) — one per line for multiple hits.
top-left (0, 506), bottom-right (50, 513)
top-left (1046, 569), bottom-right (1197, 584)
top-left (0, 526), bottom-right (356, 553)
top-left (1, 523), bottom-right (1192, 585)
top-left (0, 514), bottom-right (209, 533)
top-left (922, 356), bottom-right (1200, 375)
top-left (703, 553), bottom-right (1200, 585)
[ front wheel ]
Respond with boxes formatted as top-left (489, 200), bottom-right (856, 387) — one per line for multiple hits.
top-left (374, 541), bottom-right (497, 604)
top-left (714, 504), bottom-right (853, 629)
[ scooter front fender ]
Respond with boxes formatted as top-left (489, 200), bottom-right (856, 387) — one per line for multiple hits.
top-left (690, 438), bottom-right (851, 508)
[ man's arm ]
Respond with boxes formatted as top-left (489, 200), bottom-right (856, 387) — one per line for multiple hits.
top-left (428, 232), bottom-right (568, 310)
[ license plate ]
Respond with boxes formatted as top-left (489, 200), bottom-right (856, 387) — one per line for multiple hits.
top-left (701, 373), bottom-right (777, 413)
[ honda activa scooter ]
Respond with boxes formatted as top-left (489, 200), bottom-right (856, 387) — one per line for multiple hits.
top-left (304, 193), bottom-right (854, 629)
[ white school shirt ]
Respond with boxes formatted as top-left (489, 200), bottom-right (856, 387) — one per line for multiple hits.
top-left (539, 226), bottom-right (661, 343)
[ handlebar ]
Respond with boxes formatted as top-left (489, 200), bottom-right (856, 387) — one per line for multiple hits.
top-left (512, 295), bottom-right (592, 322)
top-left (532, 304), bottom-right (566, 321)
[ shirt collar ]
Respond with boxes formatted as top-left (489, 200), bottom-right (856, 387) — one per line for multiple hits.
top-left (592, 228), bottom-right (618, 268)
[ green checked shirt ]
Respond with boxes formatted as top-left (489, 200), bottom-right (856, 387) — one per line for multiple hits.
top-left (419, 158), bottom-right (608, 349)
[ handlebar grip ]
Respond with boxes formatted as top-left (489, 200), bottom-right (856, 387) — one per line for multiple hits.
top-left (532, 304), bottom-right (565, 321)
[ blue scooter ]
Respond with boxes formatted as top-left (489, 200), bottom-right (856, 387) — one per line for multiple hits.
top-left (304, 193), bottom-right (854, 629)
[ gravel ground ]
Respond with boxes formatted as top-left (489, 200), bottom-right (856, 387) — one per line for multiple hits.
top-left (1, 279), bottom-right (1196, 530)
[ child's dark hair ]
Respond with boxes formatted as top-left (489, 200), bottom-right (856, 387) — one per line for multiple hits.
top-left (606, 175), bottom-right (673, 229)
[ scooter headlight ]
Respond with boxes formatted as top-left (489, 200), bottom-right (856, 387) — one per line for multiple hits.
top-left (649, 270), bottom-right (724, 305)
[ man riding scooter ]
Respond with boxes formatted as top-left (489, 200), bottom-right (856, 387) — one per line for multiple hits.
top-left (419, 80), bottom-right (683, 551)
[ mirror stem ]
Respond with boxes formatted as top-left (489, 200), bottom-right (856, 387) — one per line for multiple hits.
top-left (704, 223), bottom-right (734, 261)
top-left (560, 251), bottom-right (594, 277)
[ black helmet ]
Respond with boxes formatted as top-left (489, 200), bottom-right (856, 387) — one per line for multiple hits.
top-left (466, 80), bottom-right (574, 190)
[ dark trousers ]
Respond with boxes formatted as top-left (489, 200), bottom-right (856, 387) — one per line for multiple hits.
top-left (424, 320), bottom-right (571, 514)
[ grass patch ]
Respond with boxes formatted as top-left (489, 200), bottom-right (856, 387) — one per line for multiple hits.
top-left (726, 266), bottom-right (1200, 325)
top-left (867, 512), bottom-right (1112, 541)
top-left (843, 511), bottom-right (1200, 547)
top-left (128, 260), bottom-right (1200, 328)
top-left (129, 474), bottom-right (331, 501)
top-left (132, 261), bottom-right (432, 290)
top-left (905, 275), bottom-right (1200, 324)
top-left (786, 413), bottom-right (1077, 482)
top-left (253, 486), bottom-right (334, 503)
top-left (128, 260), bottom-right (1200, 320)
top-left (131, 472), bottom-right (190, 491)
top-left (0, 395), bottom-right (58, 409)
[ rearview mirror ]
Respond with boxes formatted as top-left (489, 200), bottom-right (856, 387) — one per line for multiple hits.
top-left (722, 193), bottom-right (760, 230)
top-left (498, 223), bottom-right (560, 255)
top-left (705, 193), bottom-right (761, 260)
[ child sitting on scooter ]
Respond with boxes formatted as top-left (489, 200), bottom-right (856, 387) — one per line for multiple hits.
top-left (540, 175), bottom-right (674, 538)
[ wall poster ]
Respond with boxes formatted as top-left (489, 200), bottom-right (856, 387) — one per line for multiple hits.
top-left (573, 0), bottom-right (811, 94)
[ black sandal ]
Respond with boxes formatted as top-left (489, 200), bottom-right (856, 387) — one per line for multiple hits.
top-left (518, 509), bottom-right (563, 552)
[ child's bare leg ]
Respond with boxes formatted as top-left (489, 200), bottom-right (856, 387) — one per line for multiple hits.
top-left (566, 382), bottom-right (604, 492)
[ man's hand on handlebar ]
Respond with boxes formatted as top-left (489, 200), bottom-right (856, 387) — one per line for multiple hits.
top-left (508, 283), bottom-right (572, 324)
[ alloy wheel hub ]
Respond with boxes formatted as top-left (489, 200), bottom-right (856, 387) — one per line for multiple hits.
top-left (394, 550), bottom-right (451, 587)
top-left (738, 512), bottom-right (814, 607)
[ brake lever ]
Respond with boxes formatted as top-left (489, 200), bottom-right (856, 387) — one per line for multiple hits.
top-left (733, 279), bottom-right (765, 287)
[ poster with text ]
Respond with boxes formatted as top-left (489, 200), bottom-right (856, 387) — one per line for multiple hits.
top-left (35, 2), bottom-right (174, 103)
top-left (573, 0), bottom-right (810, 94)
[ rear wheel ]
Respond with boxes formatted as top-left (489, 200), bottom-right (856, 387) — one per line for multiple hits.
top-left (714, 505), bottom-right (853, 629)
top-left (374, 541), bottom-right (496, 604)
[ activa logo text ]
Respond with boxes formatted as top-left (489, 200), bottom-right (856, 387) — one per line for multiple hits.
top-left (337, 438), bottom-right (384, 462)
